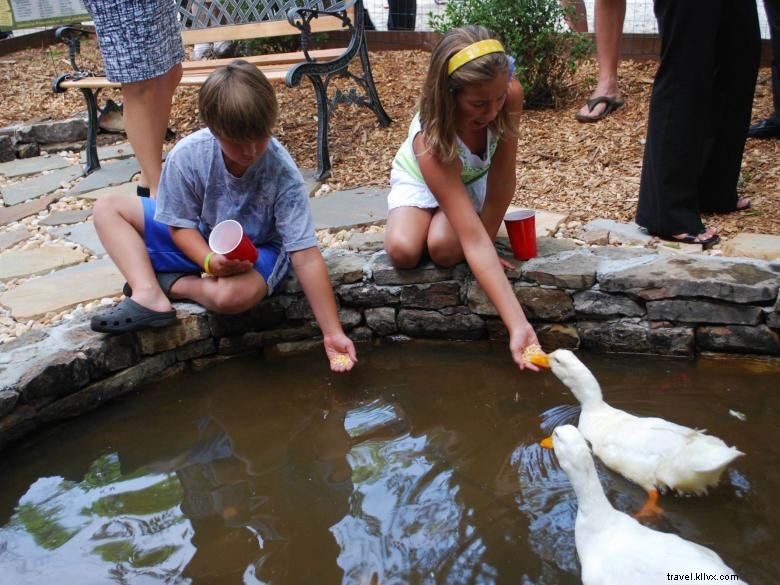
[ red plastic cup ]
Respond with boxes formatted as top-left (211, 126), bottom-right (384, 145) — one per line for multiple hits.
top-left (504, 209), bottom-right (537, 260)
top-left (208, 219), bottom-right (258, 263)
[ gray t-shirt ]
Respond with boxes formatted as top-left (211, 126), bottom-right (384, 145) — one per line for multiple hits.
top-left (155, 128), bottom-right (317, 253)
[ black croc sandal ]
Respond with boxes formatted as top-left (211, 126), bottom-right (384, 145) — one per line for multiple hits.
top-left (91, 298), bottom-right (177, 333)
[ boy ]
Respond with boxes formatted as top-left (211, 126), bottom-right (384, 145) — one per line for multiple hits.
top-left (90, 60), bottom-right (356, 372)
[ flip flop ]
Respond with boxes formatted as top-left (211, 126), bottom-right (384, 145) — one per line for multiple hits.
top-left (575, 96), bottom-right (625, 123)
top-left (123, 272), bottom-right (197, 298)
top-left (91, 298), bottom-right (177, 333)
top-left (668, 231), bottom-right (720, 249)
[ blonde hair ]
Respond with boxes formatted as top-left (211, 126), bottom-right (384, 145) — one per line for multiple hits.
top-left (419, 25), bottom-right (517, 162)
top-left (199, 60), bottom-right (278, 141)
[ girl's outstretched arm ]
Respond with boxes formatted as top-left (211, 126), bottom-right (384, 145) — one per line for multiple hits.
top-left (481, 79), bottom-right (524, 240)
top-left (415, 132), bottom-right (540, 371)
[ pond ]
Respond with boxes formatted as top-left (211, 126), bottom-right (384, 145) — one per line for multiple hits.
top-left (0, 342), bottom-right (777, 584)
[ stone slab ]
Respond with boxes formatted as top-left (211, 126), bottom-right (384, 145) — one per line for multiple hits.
top-left (310, 186), bottom-right (388, 230)
top-left (0, 257), bottom-right (124, 320)
top-left (50, 221), bottom-right (104, 256)
top-left (80, 143), bottom-right (135, 164)
top-left (301, 169), bottom-right (321, 197)
top-left (346, 231), bottom-right (384, 252)
top-left (0, 229), bottom-right (30, 252)
top-left (600, 255), bottom-right (780, 303)
top-left (496, 207), bottom-right (568, 239)
top-left (0, 245), bottom-right (86, 281)
top-left (721, 232), bottom-right (780, 261)
top-left (0, 155), bottom-right (72, 178)
top-left (38, 209), bottom-right (93, 226)
top-left (1, 165), bottom-right (83, 206)
top-left (0, 194), bottom-right (57, 226)
top-left (75, 180), bottom-right (138, 201)
top-left (70, 158), bottom-right (141, 196)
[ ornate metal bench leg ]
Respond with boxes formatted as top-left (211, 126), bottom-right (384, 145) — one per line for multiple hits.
top-left (359, 42), bottom-right (391, 128)
top-left (81, 88), bottom-right (101, 175)
top-left (309, 75), bottom-right (332, 180)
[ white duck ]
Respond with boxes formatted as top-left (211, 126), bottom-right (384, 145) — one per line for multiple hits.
top-left (550, 424), bottom-right (744, 585)
top-left (539, 349), bottom-right (743, 517)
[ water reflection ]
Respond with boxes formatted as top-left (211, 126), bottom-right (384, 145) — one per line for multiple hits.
top-left (0, 453), bottom-right (194, 583)
top-left (0, 344), bottom-right (777, 584)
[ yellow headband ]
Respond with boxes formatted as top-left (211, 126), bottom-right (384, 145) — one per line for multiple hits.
top-left (447, 39), bottom-right (505, 76)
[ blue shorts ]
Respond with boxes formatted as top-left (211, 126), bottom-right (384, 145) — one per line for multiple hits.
top-left (142, 198), bottom-right (285, 292)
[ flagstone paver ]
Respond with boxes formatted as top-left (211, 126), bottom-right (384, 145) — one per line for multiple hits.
top-left (80, 143), bottom-right (135, 164)
top-left (722, 233), bottom-right (780, 261)
top-left (70, 158), bottom-right (141, 196)
top-left (76, 180), bottom-right (138, 201)
top-left (50, 222), bottom-right (104, 257)
top-left (497, 207), bottom-right (569, 239)
top-left (1, 166), bottom-right (83, 206)
top-left (310, 186), bottom-right (388, 230)
top-left (0, 257), bottom-right (124, 320)
top-left (0, 194), bottom-right (57, 226)
top-left (581, 219), bottom-right (653, 245)
top-left (0, 246), bottom-right (86, 281)
top-left (39, 209), bottom-right (93, 226)
top-left (0, 154), bottom-right (72, 178)
top-left (0, 229), bottom-right (30, 252)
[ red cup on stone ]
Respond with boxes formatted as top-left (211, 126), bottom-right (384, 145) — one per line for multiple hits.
top-left (504, 209), bottom-right (537, 260)
top-left (208, 219), bottom-right (258, 263)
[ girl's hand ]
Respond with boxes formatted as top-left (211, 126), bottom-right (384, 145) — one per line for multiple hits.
top-left (207, 254), bottom-right (254, 277)
top-left (324, 332), bottom-right (358, 373)
top-left (499, 257), bottom-right (517, 272)
top-left (509, 324), bottom-right (541, 372)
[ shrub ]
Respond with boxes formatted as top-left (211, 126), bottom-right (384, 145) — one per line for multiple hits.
top-left (429, 0), bottom-right (591, 108)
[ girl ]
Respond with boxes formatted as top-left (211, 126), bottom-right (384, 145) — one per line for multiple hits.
top-left (383, 25), bottom-right (540, 371)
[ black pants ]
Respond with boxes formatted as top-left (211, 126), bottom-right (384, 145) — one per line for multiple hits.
top-left (636, 0), bottom-right (760, 236)
top-left (765, 0), bottom-right (780, 115)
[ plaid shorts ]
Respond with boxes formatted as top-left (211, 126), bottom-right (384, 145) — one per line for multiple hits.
top-left (83, 0), bottom-right (185, 83)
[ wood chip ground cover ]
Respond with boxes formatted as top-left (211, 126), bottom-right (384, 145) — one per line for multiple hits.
top-left (1, 42), bottom-right (777, 237)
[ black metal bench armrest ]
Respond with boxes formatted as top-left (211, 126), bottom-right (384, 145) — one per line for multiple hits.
top-left (54, 25), bottom-right (95, 72)
top-left (286, 0), bottom-right (357, 27)
top-left (285, 0), bottom-right (363, 87)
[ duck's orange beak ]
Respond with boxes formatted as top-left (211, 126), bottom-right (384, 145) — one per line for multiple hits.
top-left (528, 353), bottom-right (550, 368)
top-left (539, 436), bottom-right (554, 449)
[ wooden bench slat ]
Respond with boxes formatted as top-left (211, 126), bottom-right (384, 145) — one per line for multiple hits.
top-left (60, 65), bottom-right (291, 89)
top-left (180, 48), bottom-right (344, 71)
top-left (180, 8), bottom-right (353, 45)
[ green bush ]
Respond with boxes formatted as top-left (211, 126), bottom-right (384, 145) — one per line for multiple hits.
top-left (429, 0), bottom-right (591, 108)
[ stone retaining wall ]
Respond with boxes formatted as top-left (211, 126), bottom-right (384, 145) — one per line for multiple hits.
top-left (1, 243), bottom-right (778, 452)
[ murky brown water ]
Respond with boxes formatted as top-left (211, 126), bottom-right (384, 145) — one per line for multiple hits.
top-left (0, 342), bottom-right (777, 584)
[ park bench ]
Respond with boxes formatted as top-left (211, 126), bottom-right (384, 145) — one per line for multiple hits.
top-left (52, 0), bottom-right (391, 180)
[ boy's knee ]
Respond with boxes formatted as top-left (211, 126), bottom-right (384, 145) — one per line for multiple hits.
top-left (92, 194), bottom-right (123, 226)
top-left (385, 239), bottom-right (422, 269)
top-left (212, 280), bottom-right (266, 314)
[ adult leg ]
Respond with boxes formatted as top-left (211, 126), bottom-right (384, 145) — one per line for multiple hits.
top-left (636, 0), bottom-right (722, 238)
top-left (92, 193), bottom-right (172, 313)
top-left (699, 0), bottom-right (760, 213)
top-left (576, 0), bottom-right (627, 120)
top-left (748, 0), bottom-right (780, 137)
top-left (384, 206), bottom-right (434, 268)
top-left (121, 63), bottom-right (183, 197)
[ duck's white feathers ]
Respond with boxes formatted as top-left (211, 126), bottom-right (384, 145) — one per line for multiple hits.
top-left (549, 350), bottom-right (743, 495)
top-left (552, 425), bottom-right (742, 585)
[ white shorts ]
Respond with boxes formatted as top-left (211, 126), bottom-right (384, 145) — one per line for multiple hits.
top-left (387, 166), bottom-right (488, 212)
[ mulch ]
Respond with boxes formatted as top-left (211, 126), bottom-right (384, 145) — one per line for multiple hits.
top-left (1, 41), bottom-right (777, 237)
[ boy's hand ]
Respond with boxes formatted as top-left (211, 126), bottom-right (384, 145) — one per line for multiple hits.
top-left (324, 332), bottom-right (358, 373)
top-left (208, 254), bottom-right (254, 277)
top-left (510, 324), bottom-right (541, 372)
